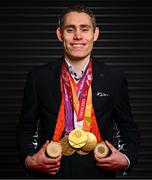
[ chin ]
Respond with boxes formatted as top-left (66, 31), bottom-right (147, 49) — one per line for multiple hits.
top-left (70, 53), bottom-right (89, 59)
top-left (70, 56), bottom-right (87, 61)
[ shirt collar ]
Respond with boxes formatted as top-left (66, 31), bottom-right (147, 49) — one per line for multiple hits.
top-left (64, 57), bottom-right (90, 81)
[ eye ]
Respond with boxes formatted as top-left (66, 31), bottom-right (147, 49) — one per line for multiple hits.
top-left (66, 28), bottom-right (74, 33)
top-left (82, 28), bottom-right (89, 32)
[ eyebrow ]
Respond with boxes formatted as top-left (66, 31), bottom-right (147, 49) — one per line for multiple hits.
top-left (64, 24), bottom-right (92, 29)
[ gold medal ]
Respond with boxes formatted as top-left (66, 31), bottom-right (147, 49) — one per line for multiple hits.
top-left (94, 141), bottom-right (109, 158)
top-left (81, 132), bottom-right (97, 152)
top-left (46, 141), bottom-right (62, 158)
top-left (68, 128), bottom-right (88, 149)
top-left (76, 149), bottom-right (89, 155)
top-left (60, 134), bottom-right (75, 156)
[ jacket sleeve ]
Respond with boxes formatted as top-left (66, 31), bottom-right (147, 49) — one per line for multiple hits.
top-left (16, 69), bottom-right (40, 167)
top-left (114, 73), bottom-right (140, 173)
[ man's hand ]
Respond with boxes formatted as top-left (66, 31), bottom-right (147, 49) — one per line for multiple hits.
top-left (25, 140), bottom-right (62, 175)
top-left (94, 140), bottom-right (129, 171)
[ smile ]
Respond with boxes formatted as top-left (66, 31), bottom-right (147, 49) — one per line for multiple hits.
top-left (71, 44), bottom-right (85, 47)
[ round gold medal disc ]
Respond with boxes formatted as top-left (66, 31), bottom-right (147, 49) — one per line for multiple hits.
top-left (76, 149), bottom-right (89, 155)
top-left (46, 141), bottom-right (62, 158)
top-left (60, 135), bottom-right (75, 156)
top-left (94, 141), bottom-right (109, 158)
top-left (68, 128), bottom-right (88, 149)
top-left (81, 132), bottom-right (97, 152)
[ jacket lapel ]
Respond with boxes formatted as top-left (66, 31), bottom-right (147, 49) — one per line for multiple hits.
top-left (49, 58), bottom-right (62, 112)
top-left (92, 59), bottom-right (105, 111)
top-left (48, 57), bottom-right (105, 118)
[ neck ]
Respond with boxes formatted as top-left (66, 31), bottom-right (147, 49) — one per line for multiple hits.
top-left (65, 56), bottom-right (90, 75)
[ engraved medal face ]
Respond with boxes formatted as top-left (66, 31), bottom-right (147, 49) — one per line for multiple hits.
top-left (94, 141), bottom-right (109, 158)
top-left (46, 141), bottom-right (62, 158)
top-left (81, 132), bottom-right (97, 152)
top-left (68, 128), bottom-right (88, 149)
top-left (60, 135), bottom-right (75, 156)
top-left (76, 149), bottom-right (89, 155)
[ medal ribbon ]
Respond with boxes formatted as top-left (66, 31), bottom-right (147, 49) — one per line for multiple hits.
top-left (77, 62), bottom-right (92, 122)
top-left (52, 83), bottom-right (65, 142)
top-left (61, 63), bottom-right (74, 134)
top-left (82, 85), bottom-right (92, 132)
top-left (68, 61), bottom-right (92, 121)
top-left (90, 106), bottom-right (102, 142)
top-left (69, 71), bottom-right (102, 142)
top-left (52, 60), bottom-right (102, 143)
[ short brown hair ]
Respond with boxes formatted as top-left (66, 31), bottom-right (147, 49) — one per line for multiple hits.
top-left (58, 5), bottom-right (97, 31)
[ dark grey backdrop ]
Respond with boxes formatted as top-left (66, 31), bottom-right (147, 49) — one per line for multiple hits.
top-left (0, 0), bottom-right (152, 178)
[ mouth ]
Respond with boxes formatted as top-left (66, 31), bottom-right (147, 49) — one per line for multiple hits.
top-left (70, 43), bottom-right (86, 48)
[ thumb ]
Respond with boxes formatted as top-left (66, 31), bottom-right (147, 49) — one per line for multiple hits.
top-left (105, 140), bottom-right (117, 153)
top-left (41, 140), bottom-right (50, 152)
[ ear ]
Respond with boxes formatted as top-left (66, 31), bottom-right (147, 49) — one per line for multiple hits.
top-left (93, 27), bottom-right (100, 42)
top-left (56, 27), bottom-right (63, 42)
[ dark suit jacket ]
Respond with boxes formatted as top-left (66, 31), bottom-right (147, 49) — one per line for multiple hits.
top-left (16, 58), bottom-right (139, 178)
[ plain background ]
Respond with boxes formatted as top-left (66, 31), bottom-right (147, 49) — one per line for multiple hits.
top-left (0, 0), bottom-right (152, 178)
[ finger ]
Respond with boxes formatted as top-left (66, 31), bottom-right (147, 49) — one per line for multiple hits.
top-left (96, 158), bottom-right (111, 165)
top-left (45, 156), bottom-right (61, 166)
top-left (43, 140), bottom-right (50, 149)
top-left (97, 162), bottom-right (110, 167)
top-left (48, 167), bottom-right (59, 172)
top-left (55, 155), bottom-right (62, 162)
top-left (46, 155), bottom-right (62, 164)
top-left (105, 140), bottom-right (117, 152)
top-left (48, 167), bottom-right (60, 175)
top-left (46, 162), bottom-right (60, 169)
top-left (40, 140), bottom-right (49, 152)
top-left (95, 154), bottom-right (111, 162)
top-left (48, 171), bottom-right (57, 175)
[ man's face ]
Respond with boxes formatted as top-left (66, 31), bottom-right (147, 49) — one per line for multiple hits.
top-left (56, 12), bottom-right (99, 61)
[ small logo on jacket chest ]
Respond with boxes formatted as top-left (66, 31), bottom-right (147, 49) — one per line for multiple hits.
top-left (97, 92), bottom-right (110, 97)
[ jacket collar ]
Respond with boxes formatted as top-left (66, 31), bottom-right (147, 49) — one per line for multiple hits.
top-left (49, 56), bottom-right (105, 111)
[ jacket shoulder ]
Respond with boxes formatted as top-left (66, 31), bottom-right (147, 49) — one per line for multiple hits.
top-left (30, 62), bottom-right (56, 74)
top-left (28, 59), bottom-right (61, 78)
top-left (93, 60), bottom-right (126, 81)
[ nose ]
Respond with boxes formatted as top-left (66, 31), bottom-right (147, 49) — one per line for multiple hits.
top-left (73, 30), bottom-right (82, 40)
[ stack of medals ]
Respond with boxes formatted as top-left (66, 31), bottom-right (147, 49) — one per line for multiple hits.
top-left (59, 128), bottom-right (98, 156)
top-left (46, 129), bottom-right (110, 157)
top-left (59, 128), bottom-right (110, 157)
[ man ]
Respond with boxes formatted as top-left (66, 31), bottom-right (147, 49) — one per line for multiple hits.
top-left (16, 5), bottom-right (139, 178)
